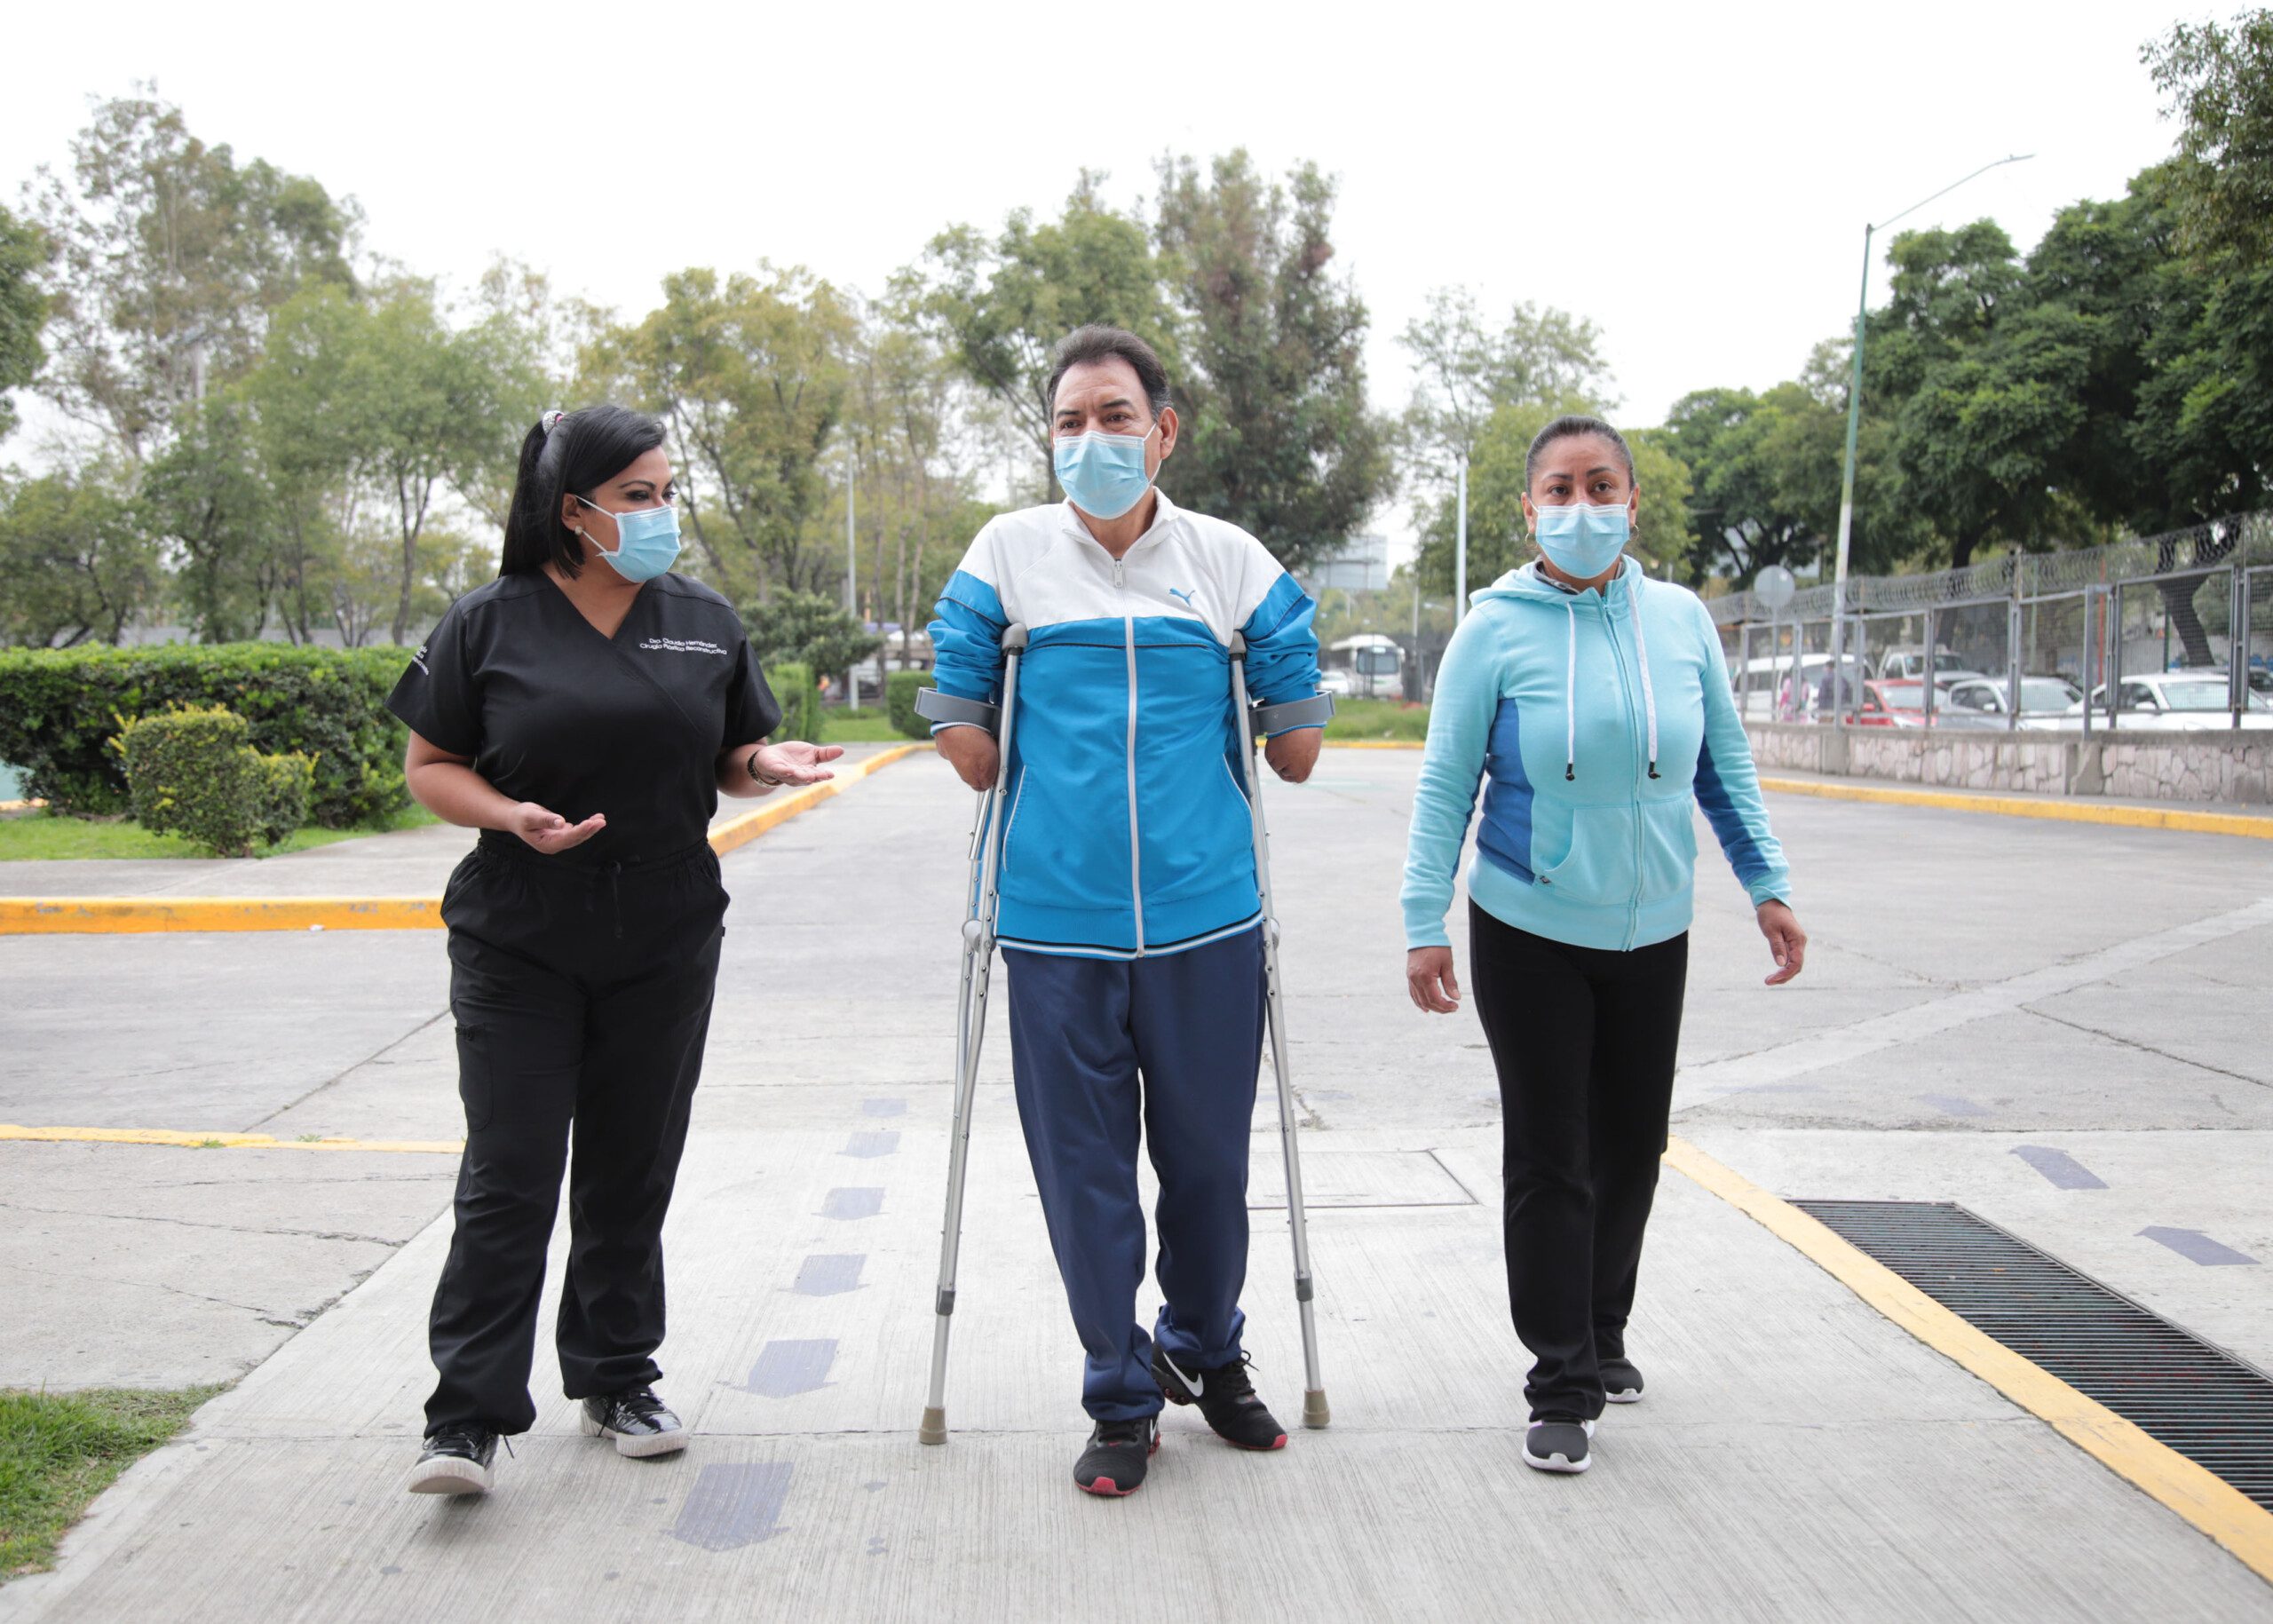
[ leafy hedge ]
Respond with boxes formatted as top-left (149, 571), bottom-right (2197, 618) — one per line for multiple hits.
top-left (886, 669), bottom-right (933, 740)
top-left (117, 707), bottom-right (315, 857)
top-left (0, 644), bottom-right (411, 827)
top-left (769, 661), bottom-right (819, 745)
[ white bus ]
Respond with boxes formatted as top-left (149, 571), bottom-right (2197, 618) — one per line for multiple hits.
top-left (1321, 633), bottom-right (1403, 700)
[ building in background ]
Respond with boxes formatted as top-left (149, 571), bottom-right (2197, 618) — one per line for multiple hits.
top-left (1305, 534), bottom-right (1390, 594)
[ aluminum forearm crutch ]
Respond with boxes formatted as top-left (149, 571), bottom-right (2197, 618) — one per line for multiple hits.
top-left (912, 623), bottom-right (1027, 1445)
top-left (1228, 633), bottom-right (1335, 1430)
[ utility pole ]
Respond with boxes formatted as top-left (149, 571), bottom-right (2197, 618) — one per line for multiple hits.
top-left (1831, 153), bottom-right (2032, 723)
top-left (845, 458), bottom-right (860, 711)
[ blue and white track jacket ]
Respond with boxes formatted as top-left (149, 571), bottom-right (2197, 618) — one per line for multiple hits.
top-left (929, 493), bottom-right (1324, 961)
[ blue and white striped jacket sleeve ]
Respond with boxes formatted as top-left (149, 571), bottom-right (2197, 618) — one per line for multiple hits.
top-left (927, 527), bottom-right (1010, 732)
top-left (1235, 542), bottom-right (1324, 732)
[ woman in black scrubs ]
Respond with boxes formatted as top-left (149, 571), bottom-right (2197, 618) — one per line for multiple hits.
top-left (393, 405), bottom-right (838, 1496)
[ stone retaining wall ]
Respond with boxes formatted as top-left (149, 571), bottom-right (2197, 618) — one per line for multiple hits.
top-left (1742, 723), bottom-right (2273, 805)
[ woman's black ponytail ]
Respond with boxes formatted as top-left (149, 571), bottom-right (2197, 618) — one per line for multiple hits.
top-left (497, 405), bottom-right (669, 578)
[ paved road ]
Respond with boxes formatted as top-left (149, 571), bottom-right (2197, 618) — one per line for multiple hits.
top-left (4, 749), bottom-right (2269, 1620)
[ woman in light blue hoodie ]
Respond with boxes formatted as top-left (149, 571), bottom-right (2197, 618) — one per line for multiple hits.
top-left (1400, 415), bottom-right (1808, 1477)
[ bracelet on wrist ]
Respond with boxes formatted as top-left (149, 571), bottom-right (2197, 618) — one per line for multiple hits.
top-left (747, 747), bottom-right (782, 788)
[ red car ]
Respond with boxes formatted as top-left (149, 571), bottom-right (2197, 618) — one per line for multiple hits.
top-left (1855, 680), bottom-right (2003, 729)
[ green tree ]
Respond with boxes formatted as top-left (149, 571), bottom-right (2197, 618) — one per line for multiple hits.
top-left (0, 467), bottom-right (160, 646)
top-left (1412, 399), bottom-right (1697, 596)
top-left (905, 175), bottom-right (1174, 485)
top-left (608, 265), bottom-right (856, 601)
top-left (28, 91), bottom-right (356, 461)
top-left (1397, 286), bottom-right (1614, 487)
top-left (2146, 11), bottom-right (2273, 263)
top-left (139, 396), bottom-right (278, 641)
top-left (741, 589), bottom-right (880, 678)
top-left (0, 205), bottom-right (50, 440)
top-left (1152, 153), bottom-right (1395, 572)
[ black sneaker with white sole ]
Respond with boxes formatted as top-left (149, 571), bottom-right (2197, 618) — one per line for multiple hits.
top-left (1074, 1415), bottom-right (1160, 1496)
top-left (1522, 1416), bottom-right (1596, 1475)
top-left (580, 1386), bottom-right (689, 1458)
top-left (1151, 1348), bottom-right (1287, 1451)
top-left (1600, 1356), bottom-right (1644, 1404)
top-left (406, 1423), bottom-right (500, 1494)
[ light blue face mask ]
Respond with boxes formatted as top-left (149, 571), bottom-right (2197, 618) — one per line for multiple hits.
top-left (1053, 422), bottom-right (1160, 521)
top-left (575, 496), bottom-right (682, 583)
top-left (1532, 502), bottom-right (1631, 580)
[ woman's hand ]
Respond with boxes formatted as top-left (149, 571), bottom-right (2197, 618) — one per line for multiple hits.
top-left (1757, 899), bottom-right (1807, 986)
top-left (752, 741), bottom-right (843, 788)
top-left (935, 726), bottom-right (1001, 793)
top-left (1407, 946), bottom-right (1462, 1013)
top-left (512, 803), bottom-right (606, 854)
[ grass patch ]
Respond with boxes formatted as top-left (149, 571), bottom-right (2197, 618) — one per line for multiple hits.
top-left (819, 709), bottom-right (912, 744)
top-left (0, 804), bottom-right (436, 862)
top-left (2, 1385), bottom-right (221, 1580)
top-left (1325, 698), bottom-right (1430, 742)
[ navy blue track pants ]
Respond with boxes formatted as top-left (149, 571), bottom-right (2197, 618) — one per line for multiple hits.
top-left (1002, 927), bottom-right (1268, 1421)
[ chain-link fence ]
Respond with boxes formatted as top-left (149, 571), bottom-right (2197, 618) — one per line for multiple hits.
top-left (1708, 511), bottom-right (2273, 732)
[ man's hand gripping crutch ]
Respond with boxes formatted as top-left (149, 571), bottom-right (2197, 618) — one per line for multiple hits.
top-left (1230, 633), bottom-right (1334, 1430)
top-left (912, 624), bottom-right (1026, 1446)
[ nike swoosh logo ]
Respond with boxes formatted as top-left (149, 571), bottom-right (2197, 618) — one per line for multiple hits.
top-left (1161, 1351), bottom-right (1204, 1398)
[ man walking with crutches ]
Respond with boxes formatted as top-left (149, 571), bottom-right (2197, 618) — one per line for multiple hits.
top-left (924, 325), bottom-right (1327, 1496)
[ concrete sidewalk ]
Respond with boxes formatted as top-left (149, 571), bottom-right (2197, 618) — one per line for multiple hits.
top-left (5, 751), bottom-right (2271, 1620)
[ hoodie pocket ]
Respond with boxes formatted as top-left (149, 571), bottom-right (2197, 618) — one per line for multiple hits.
top-left (1637, 796), bottom-right (1699, 904)
top-left (999, 764), bottom-right (1129, 915)
top-left (1533, 804), bottom-right (1638, 907)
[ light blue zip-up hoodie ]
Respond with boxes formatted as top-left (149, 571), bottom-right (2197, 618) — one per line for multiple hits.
top-left (1403, 558), bottom-right (1790, 954)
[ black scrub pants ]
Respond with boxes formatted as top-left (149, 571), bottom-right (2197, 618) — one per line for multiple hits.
top-left (1468, 902), bottom-right (1688, 1423)
top-left (424, 836), bottom-right (728, 1437)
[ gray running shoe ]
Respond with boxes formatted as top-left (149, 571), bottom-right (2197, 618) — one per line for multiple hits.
top-left (1600, 1357), bottom-right (1644, 1404)
top-left (1523, 1416), bottom-right (1596, 1475)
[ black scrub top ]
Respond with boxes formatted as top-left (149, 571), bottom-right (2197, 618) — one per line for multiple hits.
top-left (387, 571), bottom-right (782, 867)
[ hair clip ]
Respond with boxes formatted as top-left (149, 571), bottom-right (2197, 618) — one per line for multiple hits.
top-left (541, 409), bottom-right (566, 435)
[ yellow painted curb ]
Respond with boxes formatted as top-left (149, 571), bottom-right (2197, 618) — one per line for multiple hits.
top-left (1759, 775), bottom-right (2273, 839)
top-left (1665, 1135), bottom-right (2273, 1586)
top-left (0, 798), bottom-right (45, 814)
top-left (0, 741), bottom-right (932, 935)
top-left (0, 897), bottom-right (441, 934)
top-left (0, 1122), bottom-right (461, 1153)
top-left (709, 741), bottom-right (928, 857)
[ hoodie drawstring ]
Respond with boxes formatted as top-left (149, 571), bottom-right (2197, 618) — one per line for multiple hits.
top-left (1563, 598), bottom-right (1578, 781)
top-left (1628, 572), bottom-right (1660, 780)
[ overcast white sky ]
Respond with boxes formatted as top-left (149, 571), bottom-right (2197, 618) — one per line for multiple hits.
top-left (3, 0), bottom-right (2208, 548)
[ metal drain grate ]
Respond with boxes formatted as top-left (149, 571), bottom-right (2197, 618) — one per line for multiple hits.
top-left (1794, 1200), bottom-right (2273, 1510)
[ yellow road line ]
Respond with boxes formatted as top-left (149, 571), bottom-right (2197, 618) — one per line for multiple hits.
top-left (1664, 1135), bottom-right (2273, 1586)
top-left (0, 1123), bottom-right (460, 1153)
top-left (0, 741), bottom-right (931, 935)
top-left (1760, 775), bottom-right (2273, 838)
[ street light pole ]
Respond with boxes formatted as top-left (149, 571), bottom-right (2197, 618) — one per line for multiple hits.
top-left (845, 456), bottom-right (860, 711)
top-left (1830, 153), bottom-right (2032, 720)
top-left (1454, 456), bottom-right (1469, 627)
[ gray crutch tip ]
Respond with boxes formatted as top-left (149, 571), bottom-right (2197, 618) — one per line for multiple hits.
top-left (919, 1407), bottom-right (948, 1445)
top-left (1303, 1390), bottom-right (1331, 1430)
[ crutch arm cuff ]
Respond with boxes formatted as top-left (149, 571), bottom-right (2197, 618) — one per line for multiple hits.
top-left (916, 688), bottom-right (1002, 734)
top-left (1251, 693), bottom-right (1335, 735)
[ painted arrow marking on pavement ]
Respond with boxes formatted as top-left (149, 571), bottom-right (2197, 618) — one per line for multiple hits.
top-left (669, 1462), bottom-right (795, 1550)
top-left (822, 1187), bottom-right (884, 1220)
top-left (2012, 1146), bottom-right (2108, 1190)
top-left (2140, 1227), bottom-right (2259, 1266)
top-left (794, 1254), bottom-right (866, 1295)
top-left (742, 1339), bottom-right (837, 1397)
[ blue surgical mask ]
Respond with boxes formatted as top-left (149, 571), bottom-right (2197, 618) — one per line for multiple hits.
top-left (1054, 422), bottom-right (1159, 520)
top-left (575, 496), bottom-right (682, 582)
top-left (1533, 502), bottom-right (1631, 580)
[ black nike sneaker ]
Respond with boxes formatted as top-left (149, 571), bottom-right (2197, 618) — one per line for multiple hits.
top-left (1151, 1348), bottom-right (1288, 1451)
top-left (580, 1385), bottom-right (689, 1458)
top-left (405, 1423), bottom-right (500, 1494)
top-left (1073, 1415), bottom-right (1160, 1496)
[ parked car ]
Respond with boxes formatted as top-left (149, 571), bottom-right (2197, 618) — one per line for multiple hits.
top-left (1854, 679), bottom-right (2006, 729)
top-left (2071, 673), bottom-right (2273, 730)
top-left (1317, 669), bottom-right (1355, 698)
top-left (1875, 645), bottom-right (1965, 682)
top-left (1940, 675), bottom-right (2084, 730)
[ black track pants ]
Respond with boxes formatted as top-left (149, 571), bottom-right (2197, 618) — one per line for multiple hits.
top-left (1468, 902), bottom-right (1688, 1422)
top-left (424, 836), bottom-right (727, 1436)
